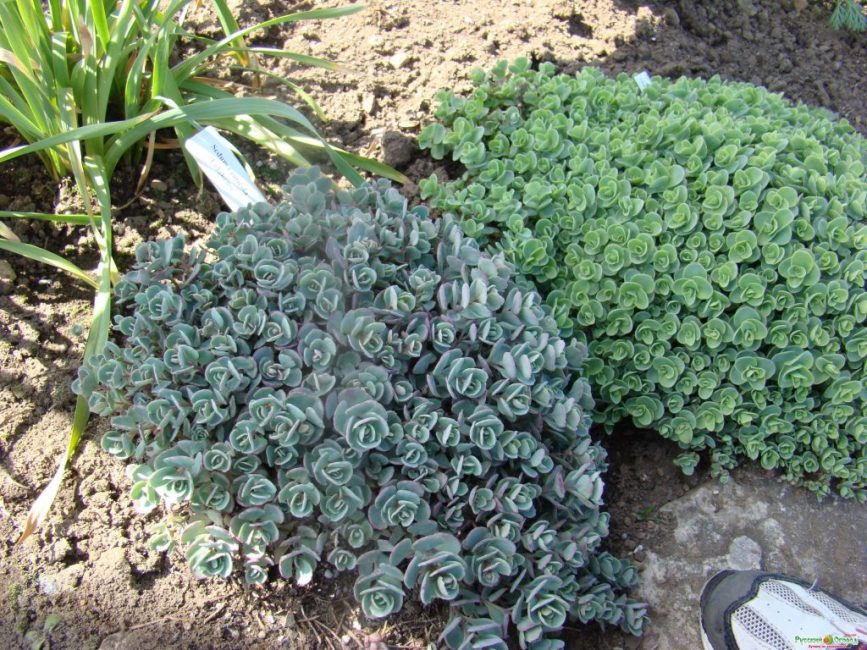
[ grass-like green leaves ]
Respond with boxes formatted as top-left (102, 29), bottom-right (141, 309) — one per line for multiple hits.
top-left (0, 240), bottom-right (98, 289)
top-left (73, 168), bottom-right (646, 648)
top-left (420, 61), bottom-right (867, 501)
top-left (0, 1), bottom-right (402, 183)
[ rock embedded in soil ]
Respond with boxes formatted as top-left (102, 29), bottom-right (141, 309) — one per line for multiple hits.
top-left (362, 93), bottom-right (377, 115)
top-left (99, 626), bottom-right (181, 650)
top-left (38, 563), bottom-right (85, 596)
top-left (46, 539), bottom-right (72, 565)
top-left (388, 51), bottom-right (411, 69)
top-left (99, 632), bottom-right (130, 650)
top-left (726, 535), bottom-right (763, 570)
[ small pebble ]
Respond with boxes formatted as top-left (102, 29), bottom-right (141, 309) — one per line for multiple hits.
top-left (362, 93), bottom-right (377, 114)
top-left (388, 51), bottom-right (410, 69)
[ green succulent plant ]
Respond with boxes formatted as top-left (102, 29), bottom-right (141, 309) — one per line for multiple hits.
top-left (420, 60), bottom-right (867, 501)
top-left (830, 0), bottom-right (866, 31)
top-left (73, 168), bottom-right (645, 648)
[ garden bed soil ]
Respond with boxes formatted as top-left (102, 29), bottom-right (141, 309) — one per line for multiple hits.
top-left (0, 1), bottom-right (865, 648)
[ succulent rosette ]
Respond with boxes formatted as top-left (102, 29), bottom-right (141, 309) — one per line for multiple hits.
top-left (73, 168), bottom-right (644, 648)
top-left (420, 59), bottom-right (867, 500)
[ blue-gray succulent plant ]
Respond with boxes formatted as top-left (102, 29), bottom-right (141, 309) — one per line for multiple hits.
top-left (73, 168), bottom-right (645, 648)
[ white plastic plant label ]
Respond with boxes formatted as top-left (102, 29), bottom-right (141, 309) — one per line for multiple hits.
top-left (634, 71), bottom-right (652, 91)
top-left (184, 127), bottom-right (267, 210)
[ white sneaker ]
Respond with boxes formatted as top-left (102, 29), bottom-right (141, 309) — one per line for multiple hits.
top-left (700, 570), bottom-right (867, 650)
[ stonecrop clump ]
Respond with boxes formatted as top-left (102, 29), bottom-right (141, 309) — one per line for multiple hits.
top-left (419, 60), bottom-right (867, 500)
top-left (72, 168), bottom-right (646, 648)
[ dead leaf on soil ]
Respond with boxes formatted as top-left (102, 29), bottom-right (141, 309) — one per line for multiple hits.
top-left (15, 453), bottom-right (66, 545)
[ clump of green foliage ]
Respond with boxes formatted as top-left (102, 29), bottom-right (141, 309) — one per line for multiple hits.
top-left (419, 60), bottom-right (867, 501)
top-left (73, 168), bottom-right (646, 649)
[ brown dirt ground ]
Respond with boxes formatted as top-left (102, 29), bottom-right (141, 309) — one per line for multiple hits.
top-left (0, 1), bottom-right (864, 648)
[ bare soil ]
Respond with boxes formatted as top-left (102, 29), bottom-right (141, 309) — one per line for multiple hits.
top-left (0, 1), bottom-right (864, 649)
